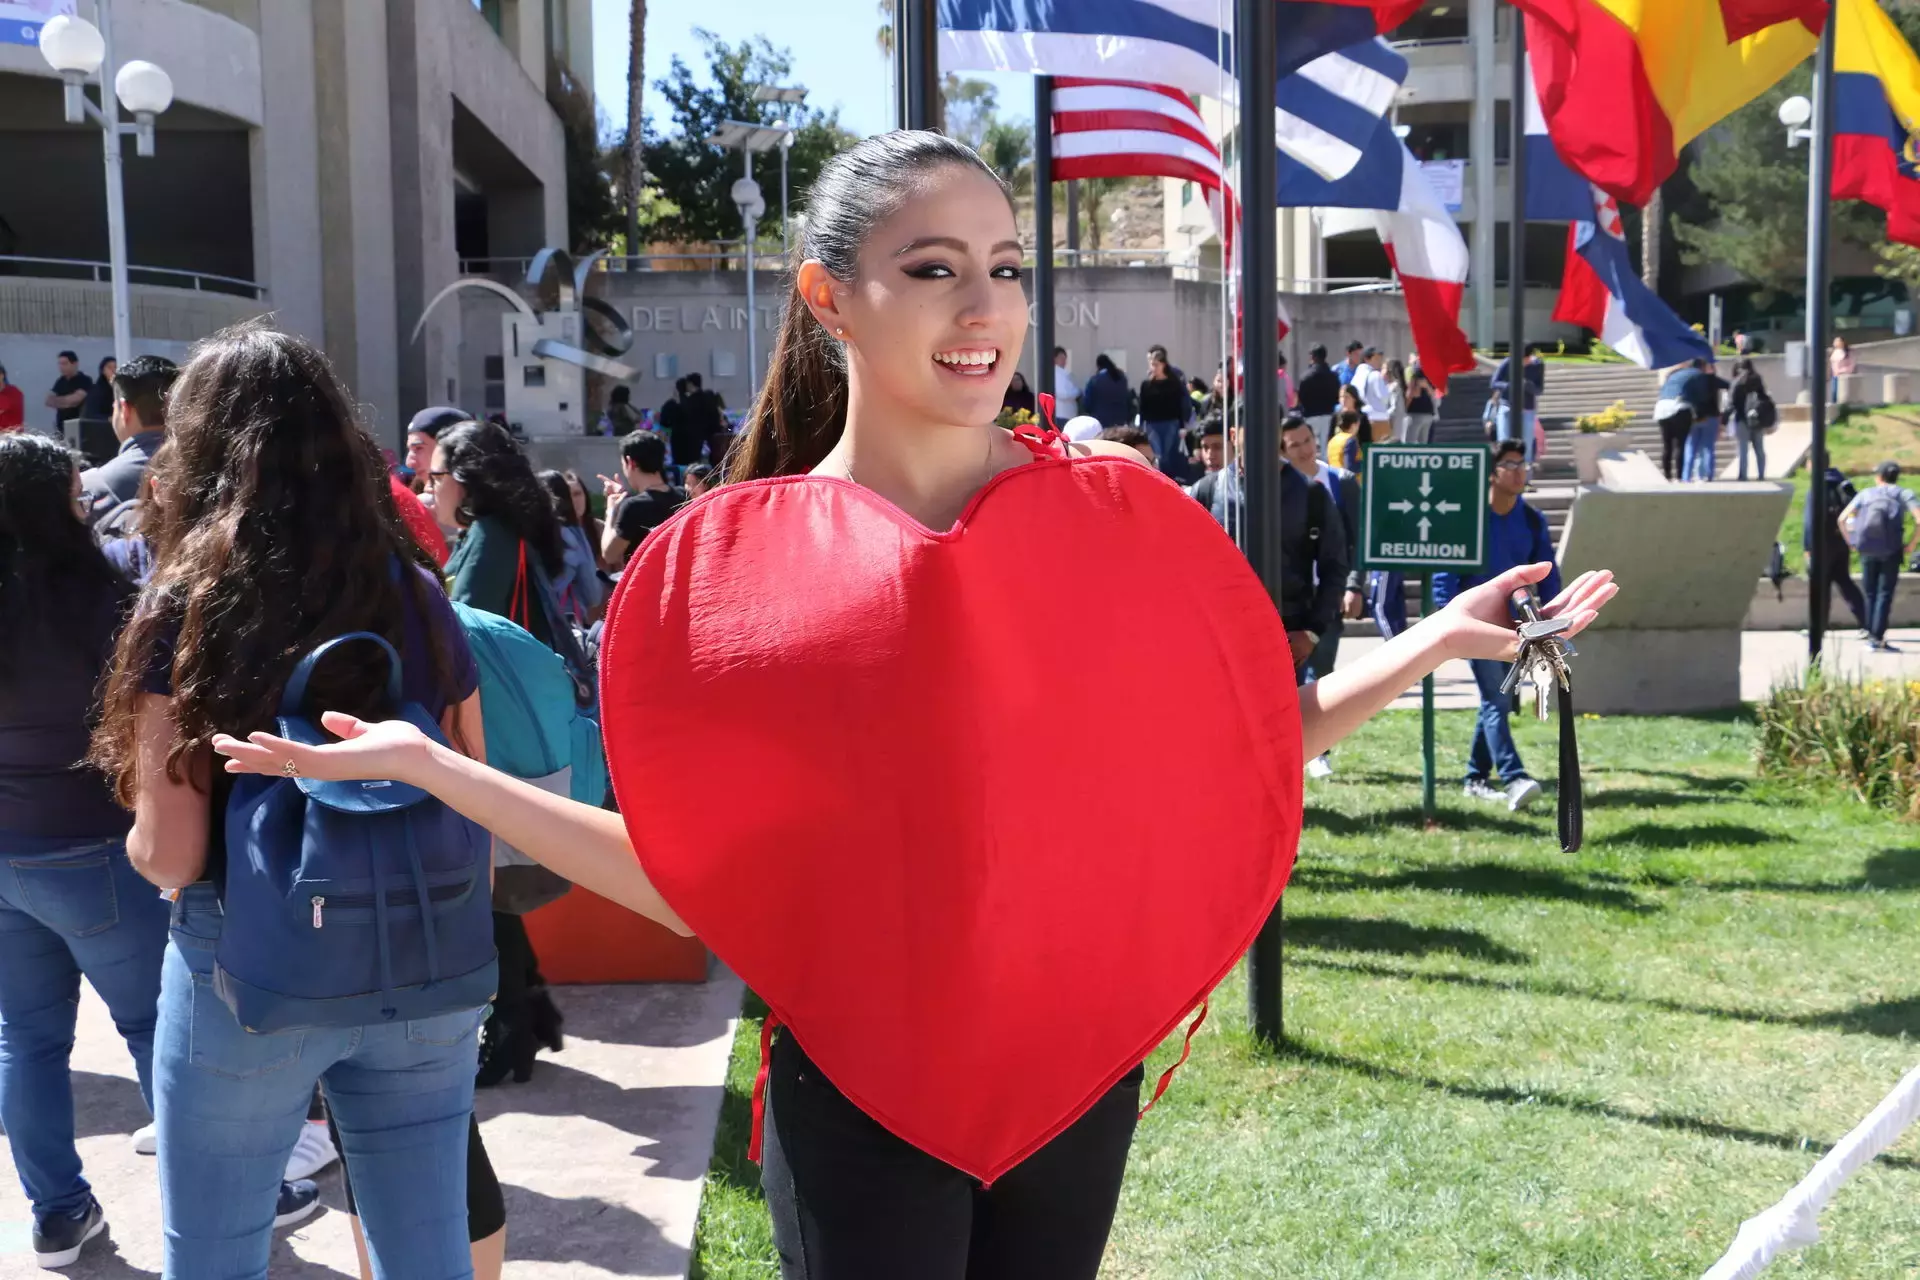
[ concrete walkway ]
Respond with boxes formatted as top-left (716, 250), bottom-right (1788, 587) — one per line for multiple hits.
top-left (0, 969), bottom-right (743, 1278)
top-left (1339, 626), bottom-right (1920, 712)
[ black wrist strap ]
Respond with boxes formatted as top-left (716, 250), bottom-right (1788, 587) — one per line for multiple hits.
top-left (1557, 681), bottom-right (1583, 853)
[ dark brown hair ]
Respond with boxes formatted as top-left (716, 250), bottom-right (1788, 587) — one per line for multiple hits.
top-left (726, 130), bottom-right (1012, 483)
top-left (91, 323), bottom-right (458, 803)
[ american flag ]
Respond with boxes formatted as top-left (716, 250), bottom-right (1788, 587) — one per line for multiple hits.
top-left (1048, 77), bottom-right (1285, 349)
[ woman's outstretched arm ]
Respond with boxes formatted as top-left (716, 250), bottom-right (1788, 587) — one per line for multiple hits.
top-left (213, 713), bottom-right (691, 936)
top-left (1298, 563), bottom-right (1617, 760)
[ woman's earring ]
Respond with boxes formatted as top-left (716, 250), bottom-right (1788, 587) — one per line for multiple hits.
top-left (835, 327), bottom-right (847, 337)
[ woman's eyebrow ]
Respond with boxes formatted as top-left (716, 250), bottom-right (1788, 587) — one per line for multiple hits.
top-left (893, 236), bottom-right (1025, 257)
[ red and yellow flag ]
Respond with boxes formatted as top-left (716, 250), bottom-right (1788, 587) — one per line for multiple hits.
top-left (1514, 0), bottom-right (1825, 206)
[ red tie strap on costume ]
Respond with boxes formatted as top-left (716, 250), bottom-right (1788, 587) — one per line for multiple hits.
top-left (748, 1012), bottom-right (781, 1165)
top-left (1138, 999), bottom-right (1209, 1121)
top-left (1013, 391), bottom-right (1065, 457)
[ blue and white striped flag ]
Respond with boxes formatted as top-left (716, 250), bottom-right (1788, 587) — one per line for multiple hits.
top-left (940, 0), bottom-right (1409, 180)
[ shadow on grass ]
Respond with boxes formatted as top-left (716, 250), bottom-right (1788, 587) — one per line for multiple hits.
top-left (1297, 956), bottom-right (1920, 1042)
top-left (1285, 915), bottom-right (1529, 965)
top-left (1290, 861), bottom-right (1656, 914)
top-left (1278, 1039), bottom-right (1920, 1172)
top-left (1797, 995), bottom-right (1920, 1038)
top-left (1304, 806), bottom-right (1540, 839)
top-left (1586, 846), bottom-right (1920, 895)
top-left (1584, 788), bottom-right (1741, 810)
top-left (1594, 821), bottom-right (1789, 850)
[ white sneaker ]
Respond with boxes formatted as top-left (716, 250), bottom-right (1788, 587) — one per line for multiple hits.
top-left (284, 1122), bottom-right (339, 1181)
top-left (1506, 778), bottom-right (1543, 812)
top-left (1463, 779), bottom-right (1504, 804)
top-left (131, 1122), bottom-right (156, 1156)
top-left (1306, 754), bottom-right (1334, 778)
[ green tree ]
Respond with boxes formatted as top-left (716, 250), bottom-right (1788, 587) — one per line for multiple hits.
top-left (982, 118), bottom-right (1034, 193)
top-left (1677, 5), bottom-right (1920, 303)
top-left (641, 30), bottom-right (858, 245)
top-left (944, 76), bottom-right (999, 151)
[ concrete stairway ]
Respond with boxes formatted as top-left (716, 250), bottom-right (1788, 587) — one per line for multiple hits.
top-left (1354, 364), bottom-right (1663, 632)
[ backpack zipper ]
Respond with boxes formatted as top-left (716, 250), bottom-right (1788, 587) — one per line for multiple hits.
top-left (309, 884), bottom-right (466, 928)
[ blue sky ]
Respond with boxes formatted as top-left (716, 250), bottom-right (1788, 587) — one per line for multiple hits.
top-left (588, 0), bottom-right (1032, 138)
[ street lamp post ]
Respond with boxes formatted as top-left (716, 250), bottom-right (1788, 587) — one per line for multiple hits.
top-left (707, 121), bottom-right (787, 410)
top-left (752, 84), bottom-right (809, 262)
top-left (39, 6), bottom-right (173, 369)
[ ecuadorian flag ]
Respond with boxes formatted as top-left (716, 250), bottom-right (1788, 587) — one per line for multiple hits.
top-left (1513, 0), bottom-right (1824, 206)
top-left (1834, 0), bottom-right (1920, 247)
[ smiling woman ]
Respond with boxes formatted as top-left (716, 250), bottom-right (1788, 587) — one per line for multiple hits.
top-left (209, 130), bottom-right (1617, 1280)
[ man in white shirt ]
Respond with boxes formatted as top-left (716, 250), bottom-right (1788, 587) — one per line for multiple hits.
top-left (1349, 347), bottom-right (1393, 429)
top-left (1051, 346), bottom-right (1080, 419)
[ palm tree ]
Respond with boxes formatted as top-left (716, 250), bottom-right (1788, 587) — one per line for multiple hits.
top-left (1642, 187), bottom-right (1663, 294)
top-left (877, 0), bottom-right (895, 57)
top-left (624, 0), bottom-right (647, 258)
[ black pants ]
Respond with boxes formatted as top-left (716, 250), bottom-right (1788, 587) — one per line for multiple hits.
top-left (1658, 411), bottom-right (1693, 481)
top-left (327, 1108), bottom-right (506, 1242)
top-left (761, 1033), bottom-right (1142, 1280)
top-left (1821, 538), bottom-right (1870, 631)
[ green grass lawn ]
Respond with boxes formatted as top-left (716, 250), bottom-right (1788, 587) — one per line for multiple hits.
top-left (689, 711), bottom-right (1920, 1279)
top-left (1777, 406), bottom-right (1920, 574)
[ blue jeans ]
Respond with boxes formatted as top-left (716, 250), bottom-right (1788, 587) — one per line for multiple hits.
top-left (1734, 420), bottom-right (1766, 480)
top-left (156, 884), bottom-right (483, 1280)
top-left (1861, 553), bottom-right (1901, 643)
top-left (1466, 658), bottom-right (1529, 786)
top-left (1369, 570), bottom-right (1408, 639)
top-left (1683, 416), bottom-right (1720, 482)
top-left (0, 837), bottom-right (168, 1224)
top-left (1142, 419), bottom-right (1186, 479)
top-left (1302, 625), bottom-right (1341, 684)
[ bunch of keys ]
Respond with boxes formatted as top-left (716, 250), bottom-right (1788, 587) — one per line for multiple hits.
top-left (1498, 585), bottom-right (1584, 853)
top-left (1500, 587), bottom-right (1576, 721)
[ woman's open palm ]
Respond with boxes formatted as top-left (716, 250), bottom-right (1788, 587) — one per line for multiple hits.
top-left (1439, 564), bottom-right (1618, 664)
top-left (212, 712), bottom-right (433, 785)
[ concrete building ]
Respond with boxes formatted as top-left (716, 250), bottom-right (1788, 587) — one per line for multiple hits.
top-left (0, 0), bottom-right (589, 441)
top-left (1159, 0), bottom-right (1572, 350)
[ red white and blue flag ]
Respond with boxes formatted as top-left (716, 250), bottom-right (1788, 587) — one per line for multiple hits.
top-left (1048, 78), bottom-right (1286, 339)
top-left (1522, 73), bottom-right (1711, 369)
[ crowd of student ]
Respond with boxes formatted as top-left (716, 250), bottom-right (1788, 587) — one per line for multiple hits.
top-left (0, 331), bottom-right (719, 1276)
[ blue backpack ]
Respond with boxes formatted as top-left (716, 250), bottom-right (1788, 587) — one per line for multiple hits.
top-left (1848, 486), bottom-right (1910, 558)
top-left (453, 602), bottom-right (607, 808)
top-left (216, 633), bottom-right (497, 1033)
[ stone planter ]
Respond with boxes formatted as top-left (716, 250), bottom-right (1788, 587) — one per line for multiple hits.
top-left (1571, 431), bottom-right (1621, 485)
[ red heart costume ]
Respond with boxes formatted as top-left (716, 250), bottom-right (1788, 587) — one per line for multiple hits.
top-left (600, 431), bottom-right (1303, 1184)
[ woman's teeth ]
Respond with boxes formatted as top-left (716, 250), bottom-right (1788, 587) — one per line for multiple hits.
top-left (933, 349), bottom-right (998, 374)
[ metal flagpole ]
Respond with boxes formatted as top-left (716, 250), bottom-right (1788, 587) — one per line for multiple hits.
top-left (903, 0), bottom-right (941, 131)
top-left (1509, 13), bottom-right (1529, 425)
top-left (1238, 0), bottom-right (1285, 1048)
top-left (1807, 12), bottom-right (1838, 662)
top-left (1033, 76), bottom-right (1056, 411)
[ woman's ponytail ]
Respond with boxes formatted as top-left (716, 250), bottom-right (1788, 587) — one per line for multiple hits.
top-left (726, 284), bottom-right (847, 482)
top-left (722, 129), bottom-right (1012, 484)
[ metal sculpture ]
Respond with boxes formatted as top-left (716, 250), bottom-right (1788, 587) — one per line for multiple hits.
top-left (413, 248), bottom-right (638, 437)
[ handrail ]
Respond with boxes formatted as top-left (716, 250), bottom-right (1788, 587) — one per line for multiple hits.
top-left (0, 255), bottom-right (266, 300)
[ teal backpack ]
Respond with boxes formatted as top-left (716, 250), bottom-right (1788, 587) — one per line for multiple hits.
top-left (451, 602), bottom-right (607, 910)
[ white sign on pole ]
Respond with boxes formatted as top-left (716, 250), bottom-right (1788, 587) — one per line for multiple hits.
top-left (1420, 160), bottom-right (1467, 214)
top-left (0, 0), bottom-right (73, 47)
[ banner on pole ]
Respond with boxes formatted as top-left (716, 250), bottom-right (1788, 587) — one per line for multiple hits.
top-left (0, 0), bottom-right (73, 47)
top-left (1420, 159), bottom-right (1466, 213)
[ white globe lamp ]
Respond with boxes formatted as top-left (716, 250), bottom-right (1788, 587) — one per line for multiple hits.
top-left (1778, 96), bottom-right (1814, 129)
top-left (38, 14), bottom-right (104, 75)
top-left (116, 61), bottom-right (174, 115)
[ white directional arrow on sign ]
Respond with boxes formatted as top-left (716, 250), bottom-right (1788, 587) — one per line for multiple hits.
top-left (1419, 471), bottom-right (1433, 497)
top-left (1418, 516), bottom-right (1432, 540)
top-left (1435, 500), bottom-right (1462, 514)
top-left (1387, 500), bottom-right (1415, 514)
